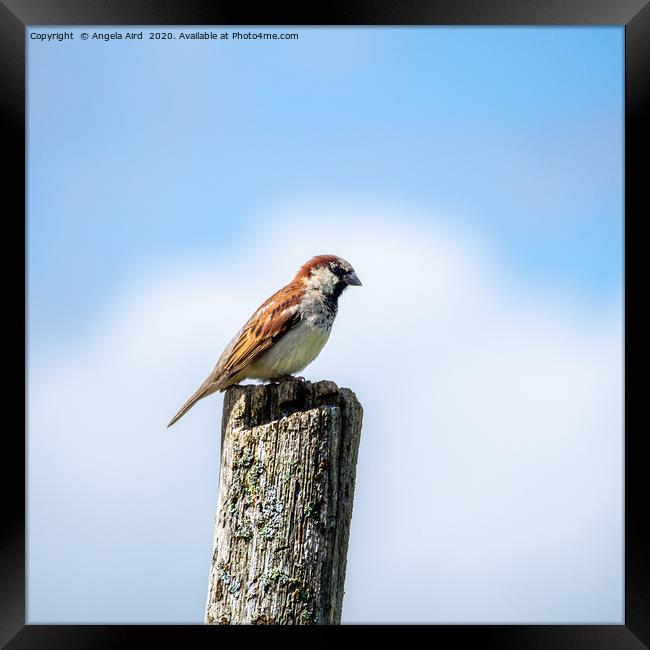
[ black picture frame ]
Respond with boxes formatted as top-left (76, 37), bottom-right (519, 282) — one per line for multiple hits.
top-left (4, 0), bottom-right (647, 646)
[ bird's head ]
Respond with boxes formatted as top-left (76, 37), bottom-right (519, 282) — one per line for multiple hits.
top-left (296, 254), bottom-right (362, 297)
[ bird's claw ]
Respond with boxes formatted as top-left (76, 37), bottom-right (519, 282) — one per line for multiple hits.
top-left (272, 375), bottom-right (305, 384)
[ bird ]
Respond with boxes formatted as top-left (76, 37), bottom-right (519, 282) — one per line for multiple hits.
top-left (167, 254), bottom-right (362, 427)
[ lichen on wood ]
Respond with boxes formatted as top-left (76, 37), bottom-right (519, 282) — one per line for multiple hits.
top-left (205, 379), bottom-right (363, 625)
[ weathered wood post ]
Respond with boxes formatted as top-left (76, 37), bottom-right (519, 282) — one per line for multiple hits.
top-left (205, 379), bottom-right (363, 625)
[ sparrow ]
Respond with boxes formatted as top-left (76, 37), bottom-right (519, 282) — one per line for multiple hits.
top-left (167, 254), bottom-right (362, 427)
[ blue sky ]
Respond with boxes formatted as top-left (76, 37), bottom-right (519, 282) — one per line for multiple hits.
top-left (27, 26), bottom-right (623, 624)
top-left (28, 27), bottom-right (623, 347)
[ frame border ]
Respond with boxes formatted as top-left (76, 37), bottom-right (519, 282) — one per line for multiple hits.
top-left (4, 0), bottom-right (647, 646)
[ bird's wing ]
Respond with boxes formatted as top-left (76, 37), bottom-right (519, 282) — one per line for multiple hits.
top-left (167, 285), bottom-right (302, 427)
top-left (214, 285), bottom-right (302, 386)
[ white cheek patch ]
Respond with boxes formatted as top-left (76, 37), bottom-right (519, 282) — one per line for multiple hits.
top-left (304, 266), bottom-right (338, 294)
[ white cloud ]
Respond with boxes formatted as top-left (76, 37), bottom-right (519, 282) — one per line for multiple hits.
top-left (28, 202), bottom-right (623, 623)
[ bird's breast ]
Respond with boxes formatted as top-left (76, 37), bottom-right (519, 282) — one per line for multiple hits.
top-left (245, 319), bottom-right (332, 379)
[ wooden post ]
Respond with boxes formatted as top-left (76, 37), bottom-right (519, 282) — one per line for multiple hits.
top-left (205, 379), bottom-right (363, 625)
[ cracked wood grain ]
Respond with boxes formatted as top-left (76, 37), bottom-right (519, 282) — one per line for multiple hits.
top-left (205, 379), bottom-right (363, 625)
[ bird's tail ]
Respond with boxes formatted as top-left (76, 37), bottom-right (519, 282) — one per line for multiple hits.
top-left (167, 377), bottom-right (220, 428)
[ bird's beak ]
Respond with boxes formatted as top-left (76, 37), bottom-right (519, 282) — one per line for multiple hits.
top-left (346, 271), bottom-right (362, 286)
